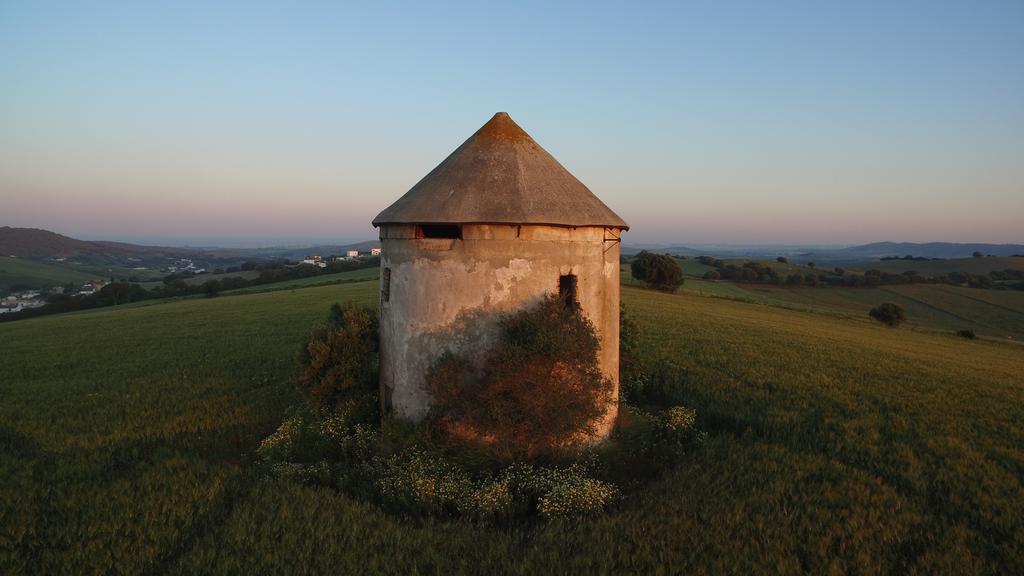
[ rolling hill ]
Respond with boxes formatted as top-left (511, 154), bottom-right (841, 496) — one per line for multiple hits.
top-left (0, 227), bottom-right (195, 259)
top-left (1, 276), bottom-right (1022, 573)
top-left (622, 242), bottom-right (1024, 264)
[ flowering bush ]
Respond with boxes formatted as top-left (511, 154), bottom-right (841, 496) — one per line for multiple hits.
top-left (461, 480), bottom-right (514, 519)
top-left (537, 476), bottom-right (618, 519)
top-left (374, 448), bottom-right (474, 515)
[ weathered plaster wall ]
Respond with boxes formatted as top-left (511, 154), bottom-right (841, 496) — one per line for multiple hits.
top-left (378, 223), bottom-right (622, 438)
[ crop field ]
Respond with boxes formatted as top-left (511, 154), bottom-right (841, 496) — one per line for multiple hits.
top-left (2, 279), bottom-right (1023, 573)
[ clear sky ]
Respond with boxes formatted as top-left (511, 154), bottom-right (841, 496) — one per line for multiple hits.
top-left (1, 0), bottom-right (1022, 246)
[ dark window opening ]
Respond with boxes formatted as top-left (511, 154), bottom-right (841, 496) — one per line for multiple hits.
top-left (382, 267), bottom-right (391, 303)
top-left (559, 274), bottom-right (578, 310)
top-left (416, 224), bottom-right (461, 239)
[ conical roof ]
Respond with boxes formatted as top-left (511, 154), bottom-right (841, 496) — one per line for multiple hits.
top-left (372, 112), bottom-right (628, 230)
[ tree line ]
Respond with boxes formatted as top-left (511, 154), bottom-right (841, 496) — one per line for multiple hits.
top-left (697, 256), bottom-right (1024, 290)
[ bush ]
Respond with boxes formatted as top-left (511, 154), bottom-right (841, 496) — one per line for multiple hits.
top-left (612, 403), bottom-right (701, 478)
top-left (631, 251), bottom-right (684, 292)
top-left (295, 303), bottom-right (379, 412)
top-left (869, 303), bottom-right (907, 327)
top-left (776, 256), bottom-right (788, 263)
top-left (536, 474), bottom-right (617, 519)
top-left (427, 296), bottom-right (614, 460)
top-left (956, 329), bottom-right (977, 339)
top-left (256, 409), bottom-right (335, 485)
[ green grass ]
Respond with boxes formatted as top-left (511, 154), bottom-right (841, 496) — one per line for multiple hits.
top-left (2, 280), bottom-right (1023, 573)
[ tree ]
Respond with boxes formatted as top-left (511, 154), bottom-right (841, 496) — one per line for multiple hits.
top-left (869, 303), bottom-right (906, 327)
top-left (201, 280), bottom-right (221, 298)
top-left (295, 303), bottom-right (379, 411)
top-left (630, 251), bottom-right (684, 292)
top-left (973, 251), bottom-right (984, 258)
top-left (776, 256), bottom-right (788, 263)
top-left (807, 262), bottom-right (816, 269)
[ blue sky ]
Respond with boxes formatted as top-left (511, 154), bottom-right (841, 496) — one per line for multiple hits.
top-left (1, 0), bottom-right (1022, 245)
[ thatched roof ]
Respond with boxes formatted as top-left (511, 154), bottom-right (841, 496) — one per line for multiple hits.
top-left (372, 112), bottom-right (628, 229)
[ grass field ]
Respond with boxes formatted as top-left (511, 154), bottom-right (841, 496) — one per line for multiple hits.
top-left (2, 279), bottom-right (1023, 573)
top-left (714, 283), bottom-right (1024, 340)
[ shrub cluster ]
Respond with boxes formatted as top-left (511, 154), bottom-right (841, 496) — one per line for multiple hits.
top-left (258, 402), bottom-right (620, 520)
top-left (258, 301), bottom-right (704, 523)
top-left (702, 260), bottom-right (780, 284)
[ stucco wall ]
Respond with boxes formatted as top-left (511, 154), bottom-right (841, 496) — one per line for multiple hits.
top-left (378, 223), bottom-right (622, 438)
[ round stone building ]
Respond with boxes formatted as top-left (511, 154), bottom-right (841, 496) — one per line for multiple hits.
top-left (372, 112), bottom-right (628, 437)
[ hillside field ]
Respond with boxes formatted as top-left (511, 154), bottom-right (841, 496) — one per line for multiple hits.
top-left (2, 279), bottom-right (1023, 573)
top-left (623, 263), bottom-right (1024, 340)
top-left (853, 256), bottom-right (1024, 276)
top-left (0, 256), bottom-right (107, 293)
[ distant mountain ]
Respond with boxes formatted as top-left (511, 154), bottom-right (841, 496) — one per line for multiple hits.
top-left (0, 227), bottom-right (380, 261)
top-left (622, 241), bottom-right (1024, 265)
top-left (840, 242), bottom-right (1024, 259)
top-left (0, 227), bottom-right (196, 258)
top-left (622, 244), bottom-right (701, 256)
